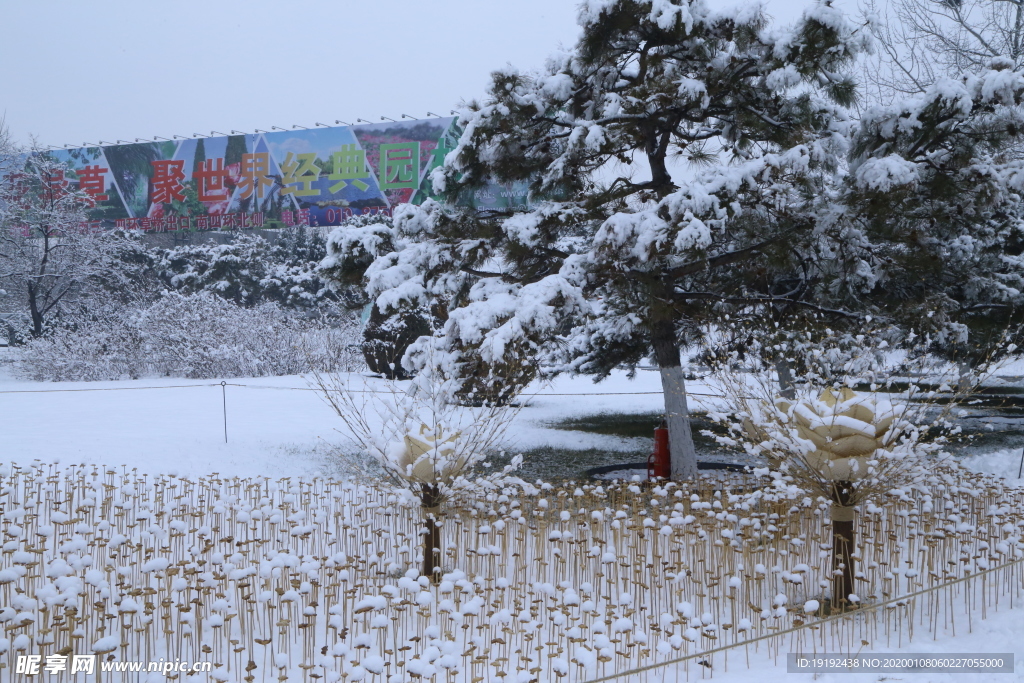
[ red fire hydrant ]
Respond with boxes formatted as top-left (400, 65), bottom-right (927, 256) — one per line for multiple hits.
top-left (647, 420), bottom-right (670, 480)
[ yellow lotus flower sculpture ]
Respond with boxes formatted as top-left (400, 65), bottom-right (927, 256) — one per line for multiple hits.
top-left (786, 388), bottom-right (897, 481)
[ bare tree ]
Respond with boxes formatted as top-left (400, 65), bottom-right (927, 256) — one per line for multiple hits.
top-left (863, 0), bottom-right (1024, 100)
top-left (0, 129), bottom-right (131, 339)
top-left (310, 363), bottom-right (522, 580)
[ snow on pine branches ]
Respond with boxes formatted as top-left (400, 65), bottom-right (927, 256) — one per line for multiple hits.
top-left (320, 0), bottom-right (874, 481)
top-left (842, 58), bottom-right (1024, 369)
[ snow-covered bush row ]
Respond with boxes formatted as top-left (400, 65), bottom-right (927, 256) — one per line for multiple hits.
top-left (0, 461), bottom-right (1021, 682)
top-left (154, 229), bottom-right (352, 310)
top-left (14, 291), bottom-right (362, 381)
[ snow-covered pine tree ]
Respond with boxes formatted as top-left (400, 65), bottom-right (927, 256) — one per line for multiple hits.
top-left (347, 0), bottom-right (870, 477)
top-left (154, 234), bottom-right (275, 307)
top-left (843, 61), bottom-right (1024, 379)
top-left (265, 225), bottom-right (346, 309)
top-left (318, 215), bottom-right (438, 380)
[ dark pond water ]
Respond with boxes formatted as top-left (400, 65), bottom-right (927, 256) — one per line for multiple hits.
top-left (510, 388), bottom-right (1024, 483)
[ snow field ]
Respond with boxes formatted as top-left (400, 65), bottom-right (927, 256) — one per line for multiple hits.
top-left (1, 460), bottom-right (1023, 682)
top-left (0, 370), bottom-right (678, 480)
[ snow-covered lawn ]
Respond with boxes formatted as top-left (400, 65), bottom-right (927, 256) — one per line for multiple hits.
top-left (0, 370), bottom-right (686, 479)
top-left (2, 367), bottom-right (1024, 682)
top-left (703, 604), bottom-right (1024, 683)
top-left (4, 366), bottom-right (1021, 480)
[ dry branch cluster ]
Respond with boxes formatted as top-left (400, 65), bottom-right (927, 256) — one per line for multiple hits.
top-left (0, 462), bottom-right (1022, 682)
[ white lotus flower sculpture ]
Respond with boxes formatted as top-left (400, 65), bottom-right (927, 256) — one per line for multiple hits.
top-left (391, 423), bottom-right (466, 484)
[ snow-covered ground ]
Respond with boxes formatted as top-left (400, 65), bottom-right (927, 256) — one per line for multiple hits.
top-left (960, 448), bottom-right (1024, 481)
top-left (1, 456), bottom-right (1020, 683)
top-left (0, 369), bottom-right (695, 479)
top-left (3, 365), bottom-right (1022, 482)
top-left (3, 364), bottom-right (1024, 681)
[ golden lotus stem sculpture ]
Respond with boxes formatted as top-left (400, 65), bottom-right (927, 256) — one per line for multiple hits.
top-left (392, 423), bottom-right (465, 581)
top-left (779, 387), bottom-right (899, 611)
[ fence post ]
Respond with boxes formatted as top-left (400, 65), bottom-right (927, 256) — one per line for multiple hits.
top-left (221, 381), bottom-right (228, 443)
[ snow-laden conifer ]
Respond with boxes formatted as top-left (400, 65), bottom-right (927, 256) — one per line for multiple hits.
top-left (325, 0), bottom-right (872, 477)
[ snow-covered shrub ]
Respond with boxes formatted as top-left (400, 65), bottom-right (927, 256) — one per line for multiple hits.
top-left (699, 328), bottom-right (1002, 609)
top-left (360, 302), bottom-right (432, 379)
top-left (15, 291), bottom-right (362, 381)
top-left (14, 300), bottom-right (150, 382)
top-left (141, 291), bottom-right (357, 378)
top-left (154, 228), bottom-right (342, 310)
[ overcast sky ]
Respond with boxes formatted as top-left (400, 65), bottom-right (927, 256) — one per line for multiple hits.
top-left (0, 0), bottom-right (840, 148)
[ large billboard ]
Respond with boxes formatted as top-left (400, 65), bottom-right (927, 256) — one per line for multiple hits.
top-left (31, 117), bottom-right (530, 234)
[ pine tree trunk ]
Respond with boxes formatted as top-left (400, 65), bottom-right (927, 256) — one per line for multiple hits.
top-left (956, 361), bottom-right (973, 394)
top-left (776, 359), bottom-right (796, 400)
top-left (653, 323), bottom-right (698, 480)
top-left (420, 484), bottom-right (443, 582)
